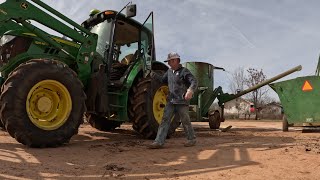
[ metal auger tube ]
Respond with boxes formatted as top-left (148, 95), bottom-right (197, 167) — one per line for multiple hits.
top-left (217, 65), bottom-right (302, 105)
top-left (233, 65), bottom-right (302, 99)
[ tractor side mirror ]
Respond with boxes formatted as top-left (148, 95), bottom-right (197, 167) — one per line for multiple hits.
top-left (126, 4), bottom-right (136, 18)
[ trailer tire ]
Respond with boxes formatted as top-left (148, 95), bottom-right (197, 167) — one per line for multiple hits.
top-left (282, 115), bottom-right (289, 132)
top-left (209, 111), bottom-right (221, 129)
top-left (0, 59), bottom-right (86, 147)
top-left (87, 114), bottom-right (121, 131)
top-left (129, 74), bottom-right (180, 139)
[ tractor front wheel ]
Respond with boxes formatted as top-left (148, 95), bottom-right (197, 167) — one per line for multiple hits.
top-left (0, 59), bottom-right (86, 147)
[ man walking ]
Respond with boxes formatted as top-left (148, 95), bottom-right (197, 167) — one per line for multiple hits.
top-left (148, 52), bottom-right (198, 149)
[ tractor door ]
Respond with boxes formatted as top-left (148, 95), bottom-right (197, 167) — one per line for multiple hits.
top-left (140, 12), bottom-right (155, 77)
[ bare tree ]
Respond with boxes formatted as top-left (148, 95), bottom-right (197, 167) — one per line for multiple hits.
top-left (228, 67), bottom-right (247, 118)
top-left (228, 67), bottom-right (272, 119)
top-left (228, 67), bottom-right (246, 93)
top-left (245, 68), bottom-right (269, 120)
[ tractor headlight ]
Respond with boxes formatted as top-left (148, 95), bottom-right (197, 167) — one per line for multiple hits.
top-left (0, 35), bottom-right (16, 46)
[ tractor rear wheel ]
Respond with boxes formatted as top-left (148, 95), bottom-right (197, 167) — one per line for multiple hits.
top-left (0, 59), bottom-right (86, 147)
top-left (129, 75), bottom-right (180, 139)
top-left (87, 114), bottom-right (122, 131)
top-left (209, 111), bottom-right (221, 129)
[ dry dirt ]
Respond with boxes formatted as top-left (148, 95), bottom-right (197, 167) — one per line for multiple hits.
top-left (1, 120), bottom-right (320, 180)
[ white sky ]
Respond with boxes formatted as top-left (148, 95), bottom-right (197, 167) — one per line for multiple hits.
top-left (2, 0), bottom-right (319, 99)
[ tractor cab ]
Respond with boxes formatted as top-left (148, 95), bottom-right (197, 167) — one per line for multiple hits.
top-left (81, 5), bottom-right (162, 124)
top-left (82, 6), bottom-right (155, 86)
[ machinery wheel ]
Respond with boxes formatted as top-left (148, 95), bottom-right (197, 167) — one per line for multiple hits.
top-left (129, 74), bottom-right (180, 139)
top-left (87, 114), bottom-right (122, 131)
top-left (282, 115), bottom-right (289, 132)
top-left (209, 111), bottom-right (221, 129)
top-left (0, 59), bottom-right (86, 147)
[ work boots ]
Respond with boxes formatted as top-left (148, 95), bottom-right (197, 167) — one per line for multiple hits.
top-left (148, 140), bottom-right (197, 148)
top-left (148, 142), bottom-right (164, 149)
top-left (184, 139), bottom-right (196, 147)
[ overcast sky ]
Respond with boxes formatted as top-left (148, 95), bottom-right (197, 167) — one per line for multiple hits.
top-left (4, 0), bottom-right (319, 99)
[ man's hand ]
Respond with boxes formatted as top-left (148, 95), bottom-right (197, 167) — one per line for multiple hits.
top-left (184, 89), bottom-right (193, 100)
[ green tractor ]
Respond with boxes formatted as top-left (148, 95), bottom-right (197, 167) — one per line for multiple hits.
top-left (0, 0), bottom-right (179, 147)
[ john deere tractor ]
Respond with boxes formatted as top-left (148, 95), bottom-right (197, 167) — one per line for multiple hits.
top-left (0, 0), bottom-right (179, 147)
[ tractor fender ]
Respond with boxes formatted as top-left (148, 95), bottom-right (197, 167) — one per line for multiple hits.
top-left (152, 61), bottom-right (168, 72)
top-left (124, 61), bottom-right (168, 89)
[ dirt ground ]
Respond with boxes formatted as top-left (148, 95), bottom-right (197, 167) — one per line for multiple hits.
top-left (1, 120), bottom-right (320, 180)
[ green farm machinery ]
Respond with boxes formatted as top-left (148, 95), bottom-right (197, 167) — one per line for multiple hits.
top-left (0, 0), bottom-right (178, 147)
top-left (0, 0), bottom-right (302, 148)
top-left (270, 58), bottom-right (320, 131)
top-left (184, 62), bottom-right (302, 129)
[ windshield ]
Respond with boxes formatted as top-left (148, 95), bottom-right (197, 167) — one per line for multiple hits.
top-left (90, 20), bottom-right (112, 56)
top-left (117, 42), bottom-right (138, 64)
top-left (90, 16), bottom-right (147, 66)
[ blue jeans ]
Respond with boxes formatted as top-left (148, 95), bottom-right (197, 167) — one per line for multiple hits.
top-left (154, 103), bottom-right (196, 145)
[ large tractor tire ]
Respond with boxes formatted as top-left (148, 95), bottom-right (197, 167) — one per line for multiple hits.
top-left (209, 111), bottom-right (221, 129)
top-left (129, 75), bottom-right (180, 139)
top-left (87, 114), bottom-right (122, 131)
top-left (0, 59), bottom-right (86, 147)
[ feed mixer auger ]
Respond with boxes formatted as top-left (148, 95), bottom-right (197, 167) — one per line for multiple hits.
top-left (270, 57), bottom-right (320, 131)
top-left (183, 62), bottom-right (302, 130)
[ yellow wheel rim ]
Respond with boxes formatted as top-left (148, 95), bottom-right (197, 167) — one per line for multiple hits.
top-left (26, 80), bottom-right (72, 130)
top-left (153, 85), bottom-right (169, 124)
